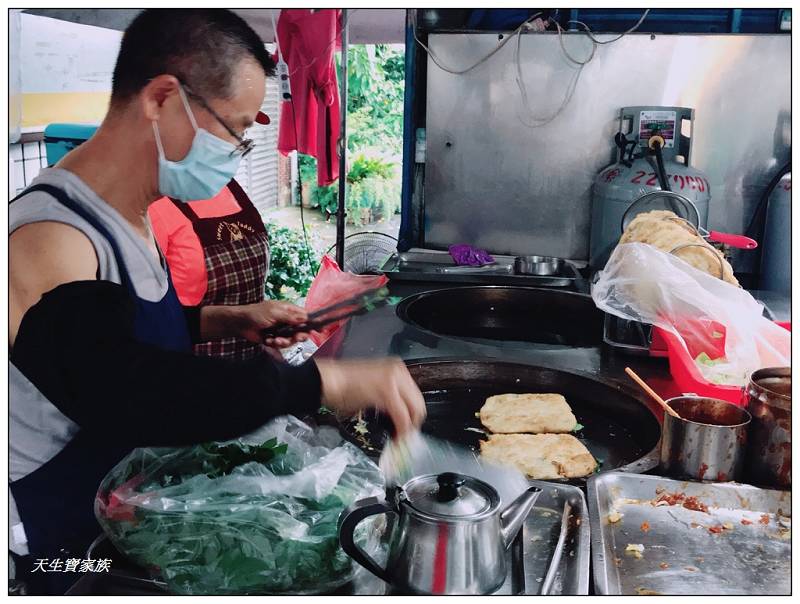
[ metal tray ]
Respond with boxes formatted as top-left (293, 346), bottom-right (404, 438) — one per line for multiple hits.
top-left (587, 472), bottom-right (791, 595)
top-left (381, 250), bottom-right (583, 288)
top-left (70, 480), bottom-right (589, 596)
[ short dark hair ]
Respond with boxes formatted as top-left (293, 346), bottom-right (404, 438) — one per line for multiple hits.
top-left (111, 9), bottom-right (275, 104)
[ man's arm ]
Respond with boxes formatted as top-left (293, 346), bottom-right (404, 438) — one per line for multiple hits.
top-left (10, 221), bottom-right (99, 346)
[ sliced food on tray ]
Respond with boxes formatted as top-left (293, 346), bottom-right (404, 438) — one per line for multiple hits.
top-left (479, 433), bottom-right (597, 480)
top-left (479, 393), bottom-right (578, 434)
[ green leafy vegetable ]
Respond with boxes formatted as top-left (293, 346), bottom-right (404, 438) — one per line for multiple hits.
top-left (695, 352), bottom-right (725, 366)
top-left (573, 423), bottom-right (585, 432)
top-left (95, 419), bottom-right (384, 595)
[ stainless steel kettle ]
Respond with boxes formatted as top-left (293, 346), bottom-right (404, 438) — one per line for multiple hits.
top-left (338, 472), bottom-right (541, 595)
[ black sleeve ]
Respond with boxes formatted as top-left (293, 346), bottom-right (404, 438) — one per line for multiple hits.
top-left (11, 280), bottom-right (323, 447)
top-left (182, 304), bottom-right (202, 344)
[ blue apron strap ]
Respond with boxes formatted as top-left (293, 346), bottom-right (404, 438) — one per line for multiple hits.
top-left (12, 184), bottom-right (137, 293)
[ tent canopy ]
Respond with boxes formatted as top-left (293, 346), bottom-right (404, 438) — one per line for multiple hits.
top-left (21, 8), bottom-right (406, 44)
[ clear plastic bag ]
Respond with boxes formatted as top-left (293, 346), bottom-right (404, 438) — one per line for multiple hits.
top-left (592, 243), bottom-right (790, 386)
top-left (95, 416), bottom-right (385, 595)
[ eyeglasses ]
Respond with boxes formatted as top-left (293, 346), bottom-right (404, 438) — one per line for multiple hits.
top-left (180, 82), bottom-right (255, 158)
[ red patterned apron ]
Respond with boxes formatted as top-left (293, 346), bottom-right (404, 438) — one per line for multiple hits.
top-left (171, 179), bottom-right (270, 360)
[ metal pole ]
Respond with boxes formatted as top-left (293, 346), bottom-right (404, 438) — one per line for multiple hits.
top-left (335, 9), bottom-right (348, 268)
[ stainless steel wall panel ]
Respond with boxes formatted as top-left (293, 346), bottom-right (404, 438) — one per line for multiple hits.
top-left (423, 33), bottom-right (790, 260)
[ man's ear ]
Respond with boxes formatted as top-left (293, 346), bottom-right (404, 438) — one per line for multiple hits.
top-left (140, 75), bottom-right (181, 121)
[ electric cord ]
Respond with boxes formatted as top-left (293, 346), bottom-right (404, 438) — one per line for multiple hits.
top-left (289, 101), bottom-right (315, 268)
top-left (514, 20), bottom-right (591, 127)
top-left (272, 8), bottom-right (348, 270)
top-left (566, 10), bottom-right (651, 45)
top-left (413, 9), bottom-right (650, 128)
top-left (412, 11), bottom-right (543, 75)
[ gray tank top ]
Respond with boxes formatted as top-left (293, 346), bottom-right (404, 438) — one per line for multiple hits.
top-left (8, 168), bottom-right (169, 555)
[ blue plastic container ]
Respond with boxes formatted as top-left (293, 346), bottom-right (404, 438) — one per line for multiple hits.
top-left (44, 123), bottom-right (98, 166)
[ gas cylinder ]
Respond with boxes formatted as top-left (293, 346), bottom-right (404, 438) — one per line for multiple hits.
top-left (589, 106), bottom-right (711, 269)
top-left (759, 172), bottom-right (791, 293)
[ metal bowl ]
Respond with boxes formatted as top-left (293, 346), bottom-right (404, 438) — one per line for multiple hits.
top-left (514, 255), bottom-right (565, 276)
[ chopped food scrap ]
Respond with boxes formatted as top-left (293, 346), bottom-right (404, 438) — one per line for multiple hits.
top-left (690, 522), bottom-right (702, 529)
top-left (778, 516), bottom-right (791, 529)
top-left (684, 566), bottom-right (698, 572)
top-left (708, 525), bottom-right (724, 534)
top-left (659, 563), bottom-right (670, 570)
top-left (741, 518), bottom-right (753, 526)
top-left (682, 496), bottom-right (709, 513)
top-left (760, 514), bottom-right (771, 525)
top-left (353, 411), bottom-right (369, 436)
top-left (697, 463), bottom-right (709, 480)
top-left (722, 522), bottom-right (734, 530)
top-left (654, 491), bottom-right (685, 506)
top-left (613, 557), bottom-right (622, 567)
top-left (649, 490), bottom-right (710, 513)
top-left (654, 486), bottom-right (666, 495)
top-left (635, 587), bottom-right (661, 595)
top-left (474, 412), bottom-right (481, 418)
top-left (625, 543), bottom-right (645, 559)
top-left (608, 511), bottom-right (623, 524)
top-left (640, 521), bottom-right (650, 533)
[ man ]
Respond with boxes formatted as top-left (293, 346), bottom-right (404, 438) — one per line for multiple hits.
top-left (9, 9), bottom-right (424, 594)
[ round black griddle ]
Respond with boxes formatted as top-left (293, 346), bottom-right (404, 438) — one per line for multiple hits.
top-left (326, 360), bottom-right (661, 486)
top-left (395, 287), bottom-right (604, 347)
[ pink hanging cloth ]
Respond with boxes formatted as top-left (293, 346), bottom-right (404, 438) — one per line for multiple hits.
top-left (276, 9), bottom-right (342, 186)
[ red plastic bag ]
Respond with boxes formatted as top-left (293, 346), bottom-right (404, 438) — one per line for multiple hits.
top-left (305, 256), bottom-right (388, 346)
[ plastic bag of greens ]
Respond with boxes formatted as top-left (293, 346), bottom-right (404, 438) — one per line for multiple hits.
top-left (95, 416), bottom-right (385, 595)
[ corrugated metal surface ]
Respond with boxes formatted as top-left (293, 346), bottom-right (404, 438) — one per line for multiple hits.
top-left (235, 45), bottom-right (281, 218)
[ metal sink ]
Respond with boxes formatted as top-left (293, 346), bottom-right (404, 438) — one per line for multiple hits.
top-left (395, 286), bottom-right (604, 347)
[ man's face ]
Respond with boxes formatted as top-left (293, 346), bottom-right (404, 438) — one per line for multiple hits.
top-left (157, 59), bottom-right (267, 162)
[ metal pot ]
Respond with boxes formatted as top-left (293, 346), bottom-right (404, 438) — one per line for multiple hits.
top-left (338, 472), bottom-right (541, 595)
top-left (745, 367), bottom-right (791, 489)
top-left (660, 397), bottom-right (751, 482)
top-left (514, 255), bottom-right (565, 276)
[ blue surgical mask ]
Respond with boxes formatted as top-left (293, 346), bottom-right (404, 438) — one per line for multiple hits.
top-left (152, 86), bottom-right (242, 202)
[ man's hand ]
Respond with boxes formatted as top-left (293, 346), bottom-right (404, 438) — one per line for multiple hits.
top-left (200, 300), bottom-right (310, 348)
top-left (315, 358), bottom-right (427, 438)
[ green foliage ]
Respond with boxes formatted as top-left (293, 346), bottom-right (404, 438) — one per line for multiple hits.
top-left (340, 45), bottom-right (405, 153)
top-left (264, 223), bottom-right (320, 301)
top-left (348, 154), bottom-right (395, 181)
top-left (297, 153), bottom-right (318, 185)
top-left (96, 427), bottom-right (384, 595)
top-left (301, 154), bottom-right (400, 227)
top-left (297, 44), bottom-right (404, 227)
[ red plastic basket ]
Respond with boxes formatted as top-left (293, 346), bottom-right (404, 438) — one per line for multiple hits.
top-left (652, 321), bottom-right (790, 406)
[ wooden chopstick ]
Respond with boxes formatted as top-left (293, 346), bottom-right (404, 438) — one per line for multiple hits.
top-left (624, 367), bottom-right (681, 419)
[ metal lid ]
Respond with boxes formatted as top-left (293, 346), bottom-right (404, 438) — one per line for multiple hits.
top-left (402, 472), bottom-right (497, 518)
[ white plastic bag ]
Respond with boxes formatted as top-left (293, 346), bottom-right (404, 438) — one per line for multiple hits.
top-left (592, 243), bottom-right (789, 386)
